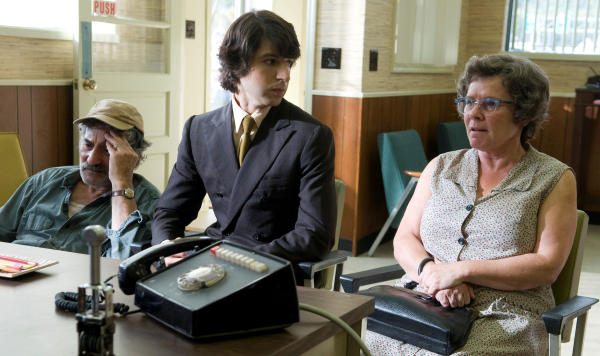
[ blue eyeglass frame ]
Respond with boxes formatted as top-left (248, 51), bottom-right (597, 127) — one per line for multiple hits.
top-left (454, 98), bottom-right (515, 114)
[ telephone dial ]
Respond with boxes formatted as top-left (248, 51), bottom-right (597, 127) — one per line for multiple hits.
top-left (118, 236), bottom-right (299, 339)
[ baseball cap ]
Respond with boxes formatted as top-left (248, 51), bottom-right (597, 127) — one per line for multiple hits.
top-left (73, 99), bottom-right (145, 134)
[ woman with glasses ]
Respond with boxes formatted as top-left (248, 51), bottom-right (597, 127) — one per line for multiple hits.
top-left (367, 54), bottom-right (577, 355)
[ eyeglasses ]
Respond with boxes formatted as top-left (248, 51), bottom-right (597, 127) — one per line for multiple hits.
top-left (455, 98), bottom-right (515, 115)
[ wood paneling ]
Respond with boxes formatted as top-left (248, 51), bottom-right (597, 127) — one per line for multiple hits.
top-left (314, 93), bottom-right (576, 255)
top-left (0, 87), bottom-right (18, 132)
top-left (0, 86), bottom-right (73, 176)
top-left (32, 87), bottom-right (59, 173)
top-left (57, 86), bottom-right (74, 167)
top-left (571, 89), bottom-right (600, 212)
top-left (17, 87), bottom-right (33, 176)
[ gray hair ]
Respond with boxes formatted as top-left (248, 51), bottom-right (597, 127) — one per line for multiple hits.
top-left (457, 54), bottom-right (550, 145)
top-left (78, 118), bottom-right (151, 168)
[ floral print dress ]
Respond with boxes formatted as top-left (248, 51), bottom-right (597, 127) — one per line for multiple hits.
top-left (367, 145), bottom-right (571, 355)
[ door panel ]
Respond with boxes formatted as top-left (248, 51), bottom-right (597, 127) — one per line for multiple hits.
top-left (75, 0), bottom-right (182, 192)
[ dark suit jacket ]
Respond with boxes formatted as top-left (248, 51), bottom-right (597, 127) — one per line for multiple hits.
top-left (152, 99), bottom-right (337, 262)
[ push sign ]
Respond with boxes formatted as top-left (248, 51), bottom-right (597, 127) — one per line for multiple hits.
top-left (94, 1), bottom-right (117, 17)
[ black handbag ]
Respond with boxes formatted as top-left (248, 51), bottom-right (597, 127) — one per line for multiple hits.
top-left (356, 285), bottom-right (479, 356)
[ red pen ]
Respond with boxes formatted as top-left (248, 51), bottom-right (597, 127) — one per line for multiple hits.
top-left (0, 262), bottom-right (22, 271)
top-left (0, 255), bottom-right (38, 267)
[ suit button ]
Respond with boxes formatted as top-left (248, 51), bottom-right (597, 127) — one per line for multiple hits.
top-left (466, 204), bottom-right (473, 211)
top-left (260, 196), bottom-right (267, 202)
top-left (252, 232), bottom-right (260, 240)
top-left (225, 232), bottom-right (231, 236)
top-left (217, 193), bottom-right (223, 198)
top-left (458, 237), bottom-right (466, 245)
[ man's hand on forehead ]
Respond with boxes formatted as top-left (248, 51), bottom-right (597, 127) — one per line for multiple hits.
top-left (105, 130), bottom-right (139, 188)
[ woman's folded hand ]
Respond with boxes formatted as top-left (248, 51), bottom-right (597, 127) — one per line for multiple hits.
top-left (434, 283), bottom-right (475, 308)
top-left (419, 257), bottom-right (465, 297)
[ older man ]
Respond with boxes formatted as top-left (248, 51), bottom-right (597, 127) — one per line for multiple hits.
top-left (0, 99), bottom-right (160, 258)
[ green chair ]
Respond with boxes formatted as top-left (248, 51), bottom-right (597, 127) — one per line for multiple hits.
top-left (545, 210), bottom-right (597, 356)
top-left (367, 130), bottom-right (428, 257)
top-left (0, 132), bottom-right (29, 207)
top-left (341, 210), bottom-right (598, 356)
top-left (436, 121), bottom-right (470, 154)
top-left (299, 179), bottom-right (351, 290)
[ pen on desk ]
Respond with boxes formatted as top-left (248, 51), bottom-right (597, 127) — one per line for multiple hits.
top-left (0, 259), bottom-right (33, 269)
top-left (0, 255), bottom-right (38, 267)
top-left (0, 262), bottom-right (23, 271)
top-left (0, 265), bottom-right (20, 273)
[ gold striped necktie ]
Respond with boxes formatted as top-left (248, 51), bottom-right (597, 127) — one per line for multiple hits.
top-left (239, 115), bottom-right (255, 166)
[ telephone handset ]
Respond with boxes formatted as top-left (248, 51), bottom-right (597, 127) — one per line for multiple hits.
top-left (118, 236), bottom-right (220, 295)
top-left (117, 238), bottom-right (299, 339)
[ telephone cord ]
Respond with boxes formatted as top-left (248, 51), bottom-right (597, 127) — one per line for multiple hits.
top-left (298, 302), bottom-right (372, 356)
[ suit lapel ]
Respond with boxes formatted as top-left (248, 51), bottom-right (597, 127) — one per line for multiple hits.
top-left (202, 102), bottom-right (239, 192)
top-left (223, 100), bottom-right (293, 229)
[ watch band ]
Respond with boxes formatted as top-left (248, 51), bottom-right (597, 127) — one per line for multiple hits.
top-left (112, 188), bottom-right (134, 199)
top-left (417, 257), bottom-right (434, 276)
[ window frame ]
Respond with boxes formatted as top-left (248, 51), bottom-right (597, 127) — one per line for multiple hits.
top-left (391, 0), bottom-right (463, 74)
top-left (503, 0), bottom-right (600, 62)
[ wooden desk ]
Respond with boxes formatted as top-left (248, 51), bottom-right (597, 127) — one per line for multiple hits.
top-left (0, 243), bottom-right (374, 355)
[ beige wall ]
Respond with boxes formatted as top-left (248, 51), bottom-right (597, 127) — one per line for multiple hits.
top-left (273, 0), bottom-right (308, 109)
top-left (313, 0), bottom-right (366, 92)
top-left (183, 0), bottom-right (207, 121)
top-left (315, 0), bottom-right (600, 95)
top-left (0, 35), bottom-right (72, 80)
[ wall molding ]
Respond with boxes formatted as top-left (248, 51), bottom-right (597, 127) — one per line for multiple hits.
top-left (312, 89), bottom-right (456, 98)
top-left (312, 89), bottom-right (577, 98)
top-left (551, 92), bottom-right (576, 98)
top-left (0, 25), bottom-right (72, 41)
top-left (0, 80), bottom-right (72, 86)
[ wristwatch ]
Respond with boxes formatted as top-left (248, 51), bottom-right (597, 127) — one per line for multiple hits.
top-left (112, 188), bottom-right (135, 199)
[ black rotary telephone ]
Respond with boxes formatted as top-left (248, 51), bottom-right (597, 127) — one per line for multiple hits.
top-left (117, 237), bottom-right (300, 339)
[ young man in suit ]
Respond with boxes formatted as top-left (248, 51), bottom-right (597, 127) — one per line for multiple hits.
top-left (151, 10), bottom-right (337, 276)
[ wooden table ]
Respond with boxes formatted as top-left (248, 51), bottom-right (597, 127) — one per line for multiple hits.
top-left (0, 243), bottom-right (374, 355)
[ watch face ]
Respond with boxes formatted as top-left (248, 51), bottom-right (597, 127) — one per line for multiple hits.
top-left (124, 188), bottom-right (135, 199)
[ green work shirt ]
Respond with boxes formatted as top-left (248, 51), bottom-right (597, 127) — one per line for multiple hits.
top-left (0, 166), bottom-right (161, 259)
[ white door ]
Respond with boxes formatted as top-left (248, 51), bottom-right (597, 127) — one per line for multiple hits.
top-left (73, 0), bottom-right (182, 192)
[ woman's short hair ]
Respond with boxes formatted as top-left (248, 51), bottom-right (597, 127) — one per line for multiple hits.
top-left (218, 10), bottom-right (301, 93)
top-left (457, 54), bottom-right (550, 145)
top-left (78, 118), bottom-right (151, 169)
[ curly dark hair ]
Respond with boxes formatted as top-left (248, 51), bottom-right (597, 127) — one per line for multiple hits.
top-left (218, 10), bottom-right (301, 93)
top-left (457, 54), bottom-right (550, 145)
top-left (78, 119), bottom-right (151, 169)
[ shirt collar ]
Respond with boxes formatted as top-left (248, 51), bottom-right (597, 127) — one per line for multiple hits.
top-left (443, 144), bottom-right (537, 193)
top-left (231, 95), bottom-right (270, 132)
top-left (61, 168), bottom-right (84, 190)
top-left (60, 167), bottom-right (113, 198)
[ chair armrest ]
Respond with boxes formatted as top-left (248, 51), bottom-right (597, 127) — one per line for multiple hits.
top-left (543, 296), bottom-right (599, 335)
top-left (404, 170), bottom-right (422, 178)
top-left (340, 264), bottom-right (406, 293)
top-left (297, 250), bottom-right (353, 279)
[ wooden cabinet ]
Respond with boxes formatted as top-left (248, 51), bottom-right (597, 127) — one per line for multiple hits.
top-left (572, 88), bottom-right (600, 212)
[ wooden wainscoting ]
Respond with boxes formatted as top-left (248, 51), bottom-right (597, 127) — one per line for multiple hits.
top-left (0, 86), bottom-right (73, 176)
top-left (313, 94), bottom-right (576, 256)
